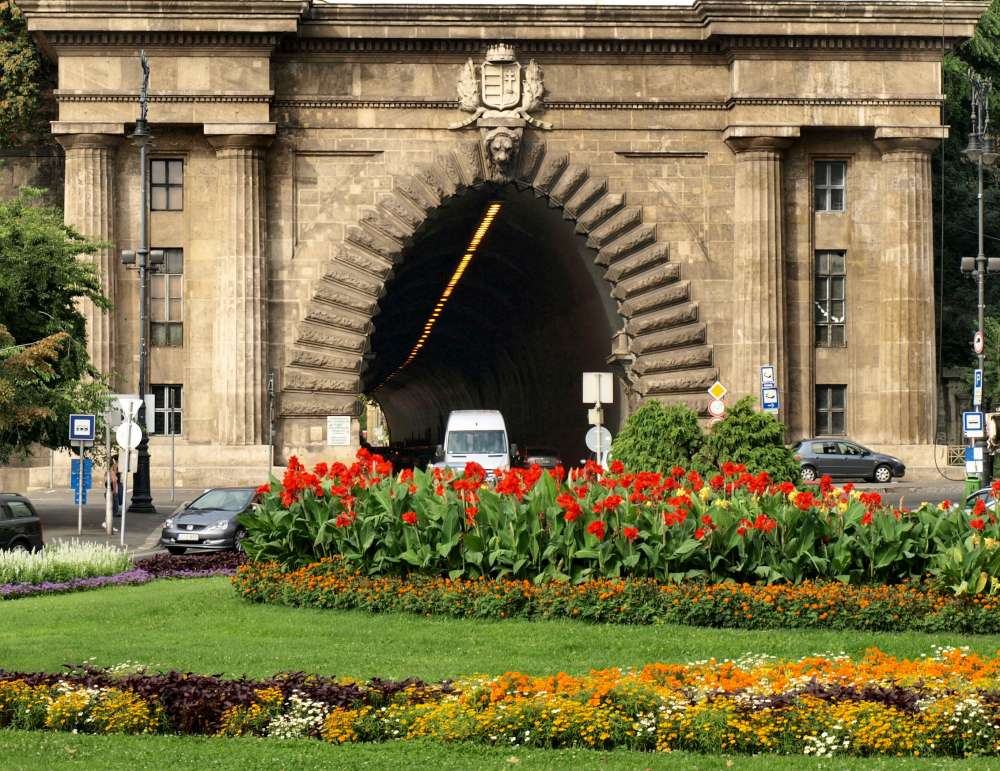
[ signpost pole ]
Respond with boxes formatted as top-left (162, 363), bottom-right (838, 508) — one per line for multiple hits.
top-left (105, 424), bottom-right (113, 537)
top-left (595, 399), bottom-right (603, 467)
top-left (77, 440), bottom-right (84, 536)
top-left (121, 432), bottom-right (131, 548)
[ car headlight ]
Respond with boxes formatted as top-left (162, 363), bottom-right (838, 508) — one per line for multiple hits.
top-left (204, 519), bottom-right (231, 532)
top-left (164, 518), bottom-right (174, 528)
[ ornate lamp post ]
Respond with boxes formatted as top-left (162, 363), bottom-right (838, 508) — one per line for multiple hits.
top-left (122, 51), bottom-right (159, 514)
top-left (961, 72), bottom-right (1000, 489)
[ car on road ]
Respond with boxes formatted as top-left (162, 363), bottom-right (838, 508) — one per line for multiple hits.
top-left (159, 487), bottom-right (257, 555)
top-left (966, 487), bottom-right (997, 512)
top-left (514, 446), bottom-right (563, 470)
top-left (0, 493), bottom-right (44, 551)
top-left (792, 439), bottom-right (905, 483)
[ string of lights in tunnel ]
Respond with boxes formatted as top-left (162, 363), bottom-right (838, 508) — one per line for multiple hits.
top-left (374, 201), bottom-right (502, 391)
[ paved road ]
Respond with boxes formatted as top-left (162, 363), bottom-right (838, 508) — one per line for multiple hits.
top-left (25, 486), bottom-right (205, 556)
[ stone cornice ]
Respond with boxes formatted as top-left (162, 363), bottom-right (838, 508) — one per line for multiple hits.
top-left (304, 1), bottom-right (986, 40)
top-left (56, 91), bottom-right (274, 104)
top-left (272, 95), bottom-right (941, 111)
top-left (18, 1), bottom-right (308, 33)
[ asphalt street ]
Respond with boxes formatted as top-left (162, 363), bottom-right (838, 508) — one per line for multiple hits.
top-left (17, 473), bottom-right (971, 558)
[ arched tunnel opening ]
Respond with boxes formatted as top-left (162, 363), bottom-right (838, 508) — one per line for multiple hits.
top-left (363, 184), bottom-right (622, 467)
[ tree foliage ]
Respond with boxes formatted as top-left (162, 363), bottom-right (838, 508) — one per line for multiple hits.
top-left (0, 2), bottom-right (43, 147)
top-left (610, 400), bottom-right (703, 473)
top-left (937, 1), bottom-right (1000, 379)
top-left (692, 397), bottom-right (801, 481)
top-left (0, 188), bottom-right (109, 461)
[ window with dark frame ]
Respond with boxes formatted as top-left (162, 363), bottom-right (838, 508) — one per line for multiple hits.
top-left (814, 160), bottom-right (846, 212)
top-left (151, 384), bottom-right (182, 436)
top-left (815, 385), bottom-right (846, 436)
top-left (815, 251), bottom-right (846, 347)
top-left (150, 159), bottom-right (183, 211)
top-left (151, 248), bottom-right (183, 347)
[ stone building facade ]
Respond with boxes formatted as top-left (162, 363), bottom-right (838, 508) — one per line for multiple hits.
top-left (13, 0), bottom-right (987, 485)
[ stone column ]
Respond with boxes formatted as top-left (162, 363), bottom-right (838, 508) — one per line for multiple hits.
top-left (55, 130), bottom-right (123, 376)
top-left (723, 126), bottom-right (799, 404)
top-left (874, 130), bottom-right (941, 445)
top-left (207, 132), bottom-right (273, 445)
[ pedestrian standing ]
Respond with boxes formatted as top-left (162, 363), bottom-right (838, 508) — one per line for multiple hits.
top-left (108, 454), bottom-right (121, 518)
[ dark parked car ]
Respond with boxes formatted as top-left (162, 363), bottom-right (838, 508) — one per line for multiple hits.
top-left (159, 487), bottom-right (257, 555)
top-left (792, 439), bottom-right (905, 483)
top-left (0, 493), bottom-right (44, 551)
top-left (515, 446), bottom-right (563, 470)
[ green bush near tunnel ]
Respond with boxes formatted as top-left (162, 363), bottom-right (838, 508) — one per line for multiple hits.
top-left (609, 400), bottom-right (702, 474)
top-left (692, 397), bottom-right (801, 483)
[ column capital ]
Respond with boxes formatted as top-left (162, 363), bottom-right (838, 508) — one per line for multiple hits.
top-left (54, 127), bottom-right (125, 152)
top-left (723, 125), bottom-right (800, 155)
top-left (205, 123), bottom-right (276, 153)
top-left (874, 126), bottom-right (947, 157)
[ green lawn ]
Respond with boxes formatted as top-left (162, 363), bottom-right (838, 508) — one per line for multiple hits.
top-left (3, 732), bottom-right (999, 771)
top-left (1, 578), bottom-right (999, 680)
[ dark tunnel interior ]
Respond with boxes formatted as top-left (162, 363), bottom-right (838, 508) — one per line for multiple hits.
top-left (363, 184), bottom-right (622, 466)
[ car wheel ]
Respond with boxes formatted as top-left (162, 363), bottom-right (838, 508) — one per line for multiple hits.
top-left (234, 528), bottom-right (247, 553)
top-left (800, 465), bottom-right (817, 482)
top-left (166, 546), bottom-right (186, 555)
top-left (9, 541), bottom-right (29, 553)
top-left (873, 464), bottom-right (892, 484)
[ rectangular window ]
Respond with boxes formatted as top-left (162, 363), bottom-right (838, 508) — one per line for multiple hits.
top-left (151, 384), bottom-right (182, 436)
top-left (151, 248), bottom-right (183, 347)
top-left (814, 160), bottom-right (846, 212)
top-left (815, 251), bottom-right (846, 347)
top-left (150, 159), bottom-right (183, 211)
top-left (815, 385), bottom-right (846, 436)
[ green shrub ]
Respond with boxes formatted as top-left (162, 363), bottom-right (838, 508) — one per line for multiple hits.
top-left (693, 397), bottom-right (800, 481)
top-left (610, 400), bottom-right (702, 474)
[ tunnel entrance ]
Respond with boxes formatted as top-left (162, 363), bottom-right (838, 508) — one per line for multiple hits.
top-left (363, 185), bottom-right (622, 466)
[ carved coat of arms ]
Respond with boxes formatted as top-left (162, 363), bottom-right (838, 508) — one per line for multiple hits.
top-left (450, 43), bottom-right (551, 181)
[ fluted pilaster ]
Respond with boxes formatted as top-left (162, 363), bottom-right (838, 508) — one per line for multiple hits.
top-left (725, 130), bottom-right (795, 406)
top-left (56, 133), bottom-right (121, 375)
top-left (208, 134), bottom-right (271, 445)
top-left (874, 136), bottom-right (938, 444)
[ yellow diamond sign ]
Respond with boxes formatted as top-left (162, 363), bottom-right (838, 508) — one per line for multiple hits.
top-left (707, 381), bottom-right (728, 401)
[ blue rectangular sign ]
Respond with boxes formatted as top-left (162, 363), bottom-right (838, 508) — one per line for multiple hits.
top-left (964, 411), bottom-right (986, 438)
top-left (975, 369), bottom-right (984, 407)
top-left (761, 386), bottom-right (780, 411)
top-left (73, 488), bottom-right (88, 506)
top-left (68, 414), bottom-right (96, 442)
top-left (70, 458), bottom-right (93, 490)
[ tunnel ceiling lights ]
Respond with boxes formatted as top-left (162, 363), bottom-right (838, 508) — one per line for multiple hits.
top-left (374, 202), bottom-right (502, 392)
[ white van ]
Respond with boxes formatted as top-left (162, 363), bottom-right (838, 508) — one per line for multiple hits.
top-left (437, 410), bottom-right (513, 477)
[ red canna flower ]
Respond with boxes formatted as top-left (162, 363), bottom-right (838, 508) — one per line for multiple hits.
top-left (313, 462), bottom-right (329, 478)
top-left (700, 514), bottom-right (715, 528)
top-left (776, 481), bottom-right (795, 495)
top-left (623, 526), bottom-right (639, 542)
top-left (736, 525), bottom-right (747, 537)
top-left (670, 466), bottom-right (685, 478)
top-left (256, 483), bottom-right (270, 495)
top-left (587, 520), bottom-right (606, 540)
top-left (465, 506), bottom-right (478, 526)
top-left (694, 527), bottom-right (707, 540)
top-left (974, 499), bottom-right (987, 517)
top-left (401, 511), bottom-right (417, 526)
top-left (861, 511), bottom-right (873, 526)
top-left (602, 494), bottom-right (624, 511)
top-left (609, 459), bottom-right (625, 474)
top-left (970, 517), bottom-right (986, 531)
top-left (709, 475), bottom-right (725, 491)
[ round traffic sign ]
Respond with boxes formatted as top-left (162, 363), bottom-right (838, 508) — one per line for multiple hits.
top-left (974, 330), bottom-right (985, 355)
top-left (708, 398), bottom-right (726, 418)
top-left (708, 416), bottom-right (724, 428)
top-left (585, 426), bottom-right (613, 454)
top-left (115, 421), bottom-right (142, 450)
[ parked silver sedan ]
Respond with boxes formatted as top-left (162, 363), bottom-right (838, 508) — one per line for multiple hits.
top-left (159, 487), bottom-right (257, 555)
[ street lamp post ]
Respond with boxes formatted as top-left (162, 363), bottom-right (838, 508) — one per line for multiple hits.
top-left (124, 51), bottom-right (158, 514)
top-left (961, 72), bottom-right (1000, 489)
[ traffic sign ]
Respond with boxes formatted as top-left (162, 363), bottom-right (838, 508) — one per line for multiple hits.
top-left (582, 372), bottom-right (614, 405)
top-left (116, 421), bottom-right (142, 450)
top-left (761, 386), bottom-right (780, 412)
top-left (70, 458), bottom-right (93, 490)
top-left (707, 381), bottom-right (728, 401)
top-left (115, 395), bottom-right (143, 420)
top-left (74, 488), bottom-right (89, 506)
top-left (708, 416), bottom-right (724, 428)
top-left (69, 414), bottom-right (96, 442)
top-left (760, 365), bottom-right (776, 388)
top-left (974, 330), bottom-right (985, 355)
top-left (964, 411), bottom-right (986, 439)
top-left (585, 425), bottom-right (613, 454)
top-left (975, 369), bottom-right (984, 408)
top-left (708, 398), bottom-right (726, 418)
top-left (966, 446), bottom-right (985, 475)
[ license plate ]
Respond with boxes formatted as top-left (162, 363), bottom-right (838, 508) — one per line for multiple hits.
top-left (177, 533), bottom-right (200, 542)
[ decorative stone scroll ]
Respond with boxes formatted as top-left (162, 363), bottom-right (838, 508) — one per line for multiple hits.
top-left (450, 43), bottom-right (552, 182)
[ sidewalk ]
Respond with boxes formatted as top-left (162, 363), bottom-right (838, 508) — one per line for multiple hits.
top-left (25, 486), bottom-right (205, 556)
